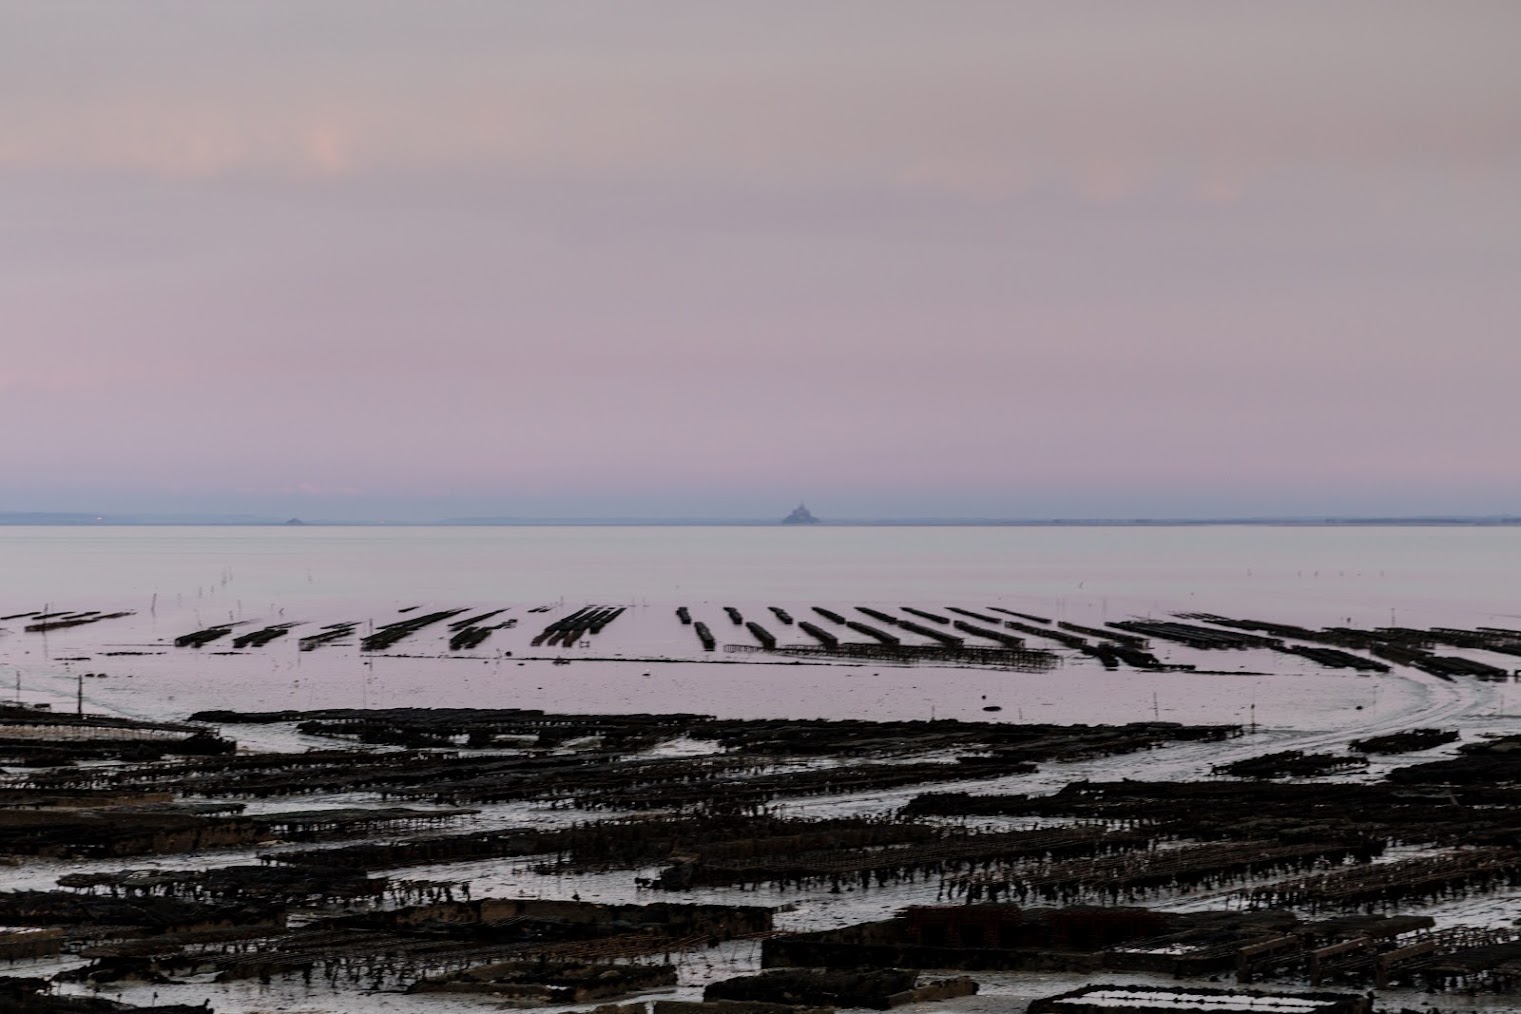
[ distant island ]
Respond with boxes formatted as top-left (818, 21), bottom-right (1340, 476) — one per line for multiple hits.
top-left (781, 503), bottom-right (821, 525)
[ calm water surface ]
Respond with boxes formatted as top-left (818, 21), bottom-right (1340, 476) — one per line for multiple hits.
top-left (1, 525), bottom-right (1515, 727)
top-left (1, 524), bottom-right (1516, 623)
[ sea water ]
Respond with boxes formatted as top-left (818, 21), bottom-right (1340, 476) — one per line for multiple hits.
top-left (0, 524), bottom-right (1515, 731)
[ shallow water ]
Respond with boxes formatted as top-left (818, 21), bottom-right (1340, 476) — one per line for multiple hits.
top-left (3, 524), bottom-right (1517, 727)
top-left (4, 525), bottom-right (1520, 1013)
top-left (0, 524), bottom-right (1516, 618)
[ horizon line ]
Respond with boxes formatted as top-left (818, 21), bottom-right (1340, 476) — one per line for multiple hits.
top-left (2, 511), bottom-right (1520, 528)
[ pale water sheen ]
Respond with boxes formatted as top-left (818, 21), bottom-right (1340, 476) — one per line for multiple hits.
top-left (0, 525), bottom-right (1515, 729)
top-left (1, 524), bottom-right (1516, 621)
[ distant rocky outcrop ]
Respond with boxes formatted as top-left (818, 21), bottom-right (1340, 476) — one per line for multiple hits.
top-left (781, 504), bottom-right (820, 525)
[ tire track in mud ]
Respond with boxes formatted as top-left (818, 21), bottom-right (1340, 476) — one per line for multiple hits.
top-left (1287, 666), bottom-right (1484, 755)
top-left (779, 666), bottom-right (1499, 817)
top-left (1026, 664), bottom-right (1494, 787)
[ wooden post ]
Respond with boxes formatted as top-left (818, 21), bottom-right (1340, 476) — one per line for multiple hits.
top-left (1309, 937), bottom-right (1370, 986)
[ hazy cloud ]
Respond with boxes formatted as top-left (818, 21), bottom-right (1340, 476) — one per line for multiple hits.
top-left (1, 2), bottom-right (1518, 518)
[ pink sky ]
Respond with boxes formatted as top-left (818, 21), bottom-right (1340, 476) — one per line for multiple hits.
top-left (2, 2), bottom-right (1518, 519)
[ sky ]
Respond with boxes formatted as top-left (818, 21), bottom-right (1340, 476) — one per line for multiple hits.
top-left (2, 1), bottom-right (1519, 520)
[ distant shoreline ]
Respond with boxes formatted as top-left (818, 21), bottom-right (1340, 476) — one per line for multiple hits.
top-left (2, 514), bottom-right (1519, 528)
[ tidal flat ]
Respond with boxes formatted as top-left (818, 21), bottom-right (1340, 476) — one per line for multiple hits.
top-left (2, 526), bottom-right (1519, 1013)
